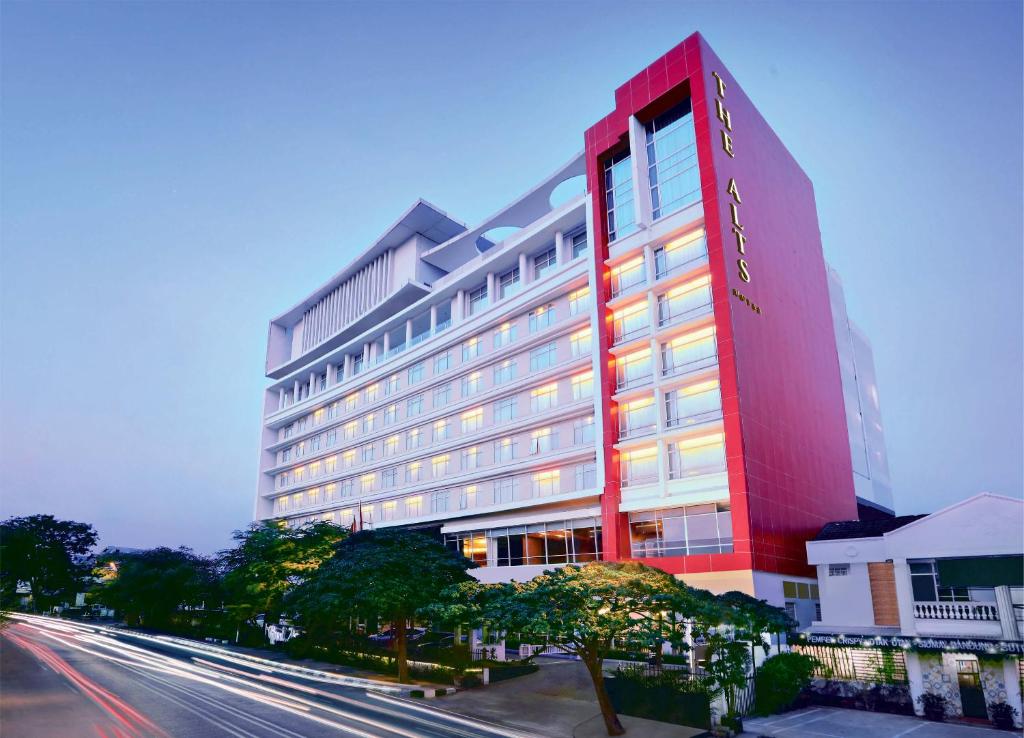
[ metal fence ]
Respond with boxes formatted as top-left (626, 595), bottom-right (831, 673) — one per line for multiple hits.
top-left (792, 644), bottom-right (908, 684)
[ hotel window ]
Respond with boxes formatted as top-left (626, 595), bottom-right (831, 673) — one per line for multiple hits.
top-left (463, 517), bottom-right (602, 568)
top-left (318, 373), bottom-right (327, 392)
top-left (494, 396), bottom-right (517, 423)
top-left (362, 413), bottom-right (376, 433)
top-left (325, 456), bottom-right (337, 474)
top-left (461, 407), bottom-right (484, 433)
top-left (433, 418), bottom-right (450, 442)
top-left (534, 247), bottom-right (557, 280)
top-left (308, 487), bottom-right (323, 506)
top-left (295, 441), bottom-right (305, 459)
top-left (665, 380), bottom-right (722, 427)
top-left (575, 462), bottom-right (597, 490)
top-left (431, 489), bottom-right (450, 514)
top-left (338, 508), bottom-right (355, 526)
top-left (570, 328), bottom-right (592, 358)
top-left (294, 466), bottom-right (307, 482)
top-left (462, 371), bottom-right (482, 397)
top-left (462, 336), bottom-right (483, 362)
top-left (324, 482), bottom-right (338, 501)
top-left (351, 356), bottom-right (363, 376)
top-left (283, 425), bottom-right (293, 441)
top-left (829, 564), bottom-right (850, 577)
top-left (646, 98), bottom-right (700, 220)
top-left (408, 363), bottom-right (424, 385)
top-left (313, 408), bottom-right (325, 426)
top-left (498, 268), bottom-right (520, 299)
top-left (620, 446), bottom-right (659, 487)
top-left (611, 255), bottom-right (646, 297)
top-left (532, 470), bottom-right (560, 497)
top-left (667, 433), bottom-right (727, 479)
top-left (292, 492), bottom-right (303, 508)
top-left (326, 429), bottom-right (337, 446)
top-left (432, 454), bottom-right (451, 477)
top-left (613, 301), bottom-right (649, 344)
top-left (406, 461), bottom-right (423, 483)
top-left (494, 359), bottom-right (516, 384)
top-left (275, 496), bottom-right (289, 513)
top-left (281, 448), bottom-right (292, 463)
top-left (459, 485), bottom-right (478, 510)
top-left (574, 416), bottom-right (595, 445)
top-left (629, 503), bottom-right (732, 558)
top-left (657, 276), bottom-right (712, 326)
top-left (341, 478), bottom-right (354, 497)
top-left (494, 437), bottom-right (516, 463)
top-left (493, 321), bottom-right (517, 348)
top-left (530, 342), bottom-right (557, 371)
top-left (407, 394), bottom-right (424, 416)
top-left (468, 284), bottom-right (488, 316)
top-left (380, 501), bottom-right (396, 522)
top-left (361, 505), bottom-right (374, 524)
top-left (571, 230), bottom-right (589, 259)
top-left (308, 460), bottom-right (322, 480)
top-left (661, 327), bottom-right (717, 377)
top-left (604, 149), bottom-right (636, 241)
top-left (384, 374), bottom-right (399, 396)
top-left (344, 394), bottom-right (358, 412)
top-left (619, 396), bottom-right (657, 439)
top-left (616, 348), bottom-right (653, 389)
top-left (406, 495), bottom-right (423, 517)
top-left (359, 473), bottom-right (376, 494)
top-left (382, 467), bottom-right (397, 488)
top-left (494, 477), bottom-right (514, 503)
top-left (530, 427), bottom-right (556, 454)
top-left (407, 427), bottom-right (422, 450)
top-left (568, 286), bottom-right (591, 316)
top-left (328, 402), bottom-right (339, 419)
top-left (384, 435), bottom-right (399, 456)
top-left (384, 403), bottom-right (398, 425)
top-left (312, 435), bottom-right (323, 453)
top-left (462, 446), bottom-right (481, 471)
top-left (654, 231), bottom-right (707, 280)
top-left (529, 304), bottom-right (555, 332)
top-left (365, 383), bottom-right (380, 403)
top-left (335, 366), bottom-right (345, 383)
top-left (571, 371), bottom-right (593, 400)
top-left (434, 352), bottom-right (452, 374)
top-left (530, 383), bottom-right (558, 413)
top-left (433, 383), bottom-right (452, 407)
top-left (361, 443), bottom-right (375, 463)
top-left (298, 417), bottom-right (308, 431)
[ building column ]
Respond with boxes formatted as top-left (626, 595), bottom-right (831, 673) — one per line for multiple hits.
top-left (382, 333), bottom-right (390, 356)
top-left (643, 243), bottom-right (657, 286)
top-left (343, 355), bottom-right (353, 380)
top-left (430, 305), bottom-right (438, 332)
top-left (628, 115), bottom-right (653, 230)
top-left (906, 652), bottom-right (925, 717)
top-left (309, 371), bottom-right (317, 395)
top-left (518, 252), bottom-right (529, 285)
top-left (487, 272), bottom-right (497, 304)
top-left (362, 343), bottom-right (370, 365)
top-left (325, 363), bottom-right (334, 388)
top-left (995, 586), bottom-right (1021, 640)
top-left (293, 379), bottom-right (300, 403)
top-left (369, 342), bottom-right (378, 364)
top-left (405, 319), bottom-right (413, 345)
top-left (554, 231), bottom-right (567, 264)
top-left (1001, 657), bottom-right (1024, 728)
top-left (454, 290), bottom-right (465, 323)
top-left (891, 558), bottom-right (917, 636)
top-left (278, 388), bottom-right (286, 410)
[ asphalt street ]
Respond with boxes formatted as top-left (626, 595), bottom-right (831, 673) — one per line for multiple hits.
top-left (0, 614), bottom-right (537, 738)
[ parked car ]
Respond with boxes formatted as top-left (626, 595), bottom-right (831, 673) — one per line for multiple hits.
top-left (368, 627), bottom-right (427, 646)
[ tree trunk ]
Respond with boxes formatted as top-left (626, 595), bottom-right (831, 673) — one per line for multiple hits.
top-left (584, 656), bottom-right (624, 736)
top-left (395, 619), bottom-right (410, 684)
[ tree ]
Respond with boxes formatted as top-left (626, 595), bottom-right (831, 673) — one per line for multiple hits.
top-left (0, 515), bottom-right (98, 612)
top-left (753, 652), bottom-right (819, 715)
top-left (702, 633), bottom-right (751, 727)
top-left (470, 562), bottom-right (721, 736)
top-left (717, 590), bottom-right (794, 664)
top-left (218, 520), bottom-right (345, 641)
top-left (288, 529), bottom-right (475, 683)
top-left (93, 547), bottom-right (219, 629)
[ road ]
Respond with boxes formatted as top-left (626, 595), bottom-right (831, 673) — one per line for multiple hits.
top-left (0, 614), bottom-right (536, 738)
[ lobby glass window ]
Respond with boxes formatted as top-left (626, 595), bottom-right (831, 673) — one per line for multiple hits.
top-left (570, 328), bottom-right (592, 357)
top-left (530, 383), bottom-right (558, 413)
top-left (571, 371), bottom-right (593, 401)
top-left (571, 230), bottom-right (589, 259)
top-left (575, 463), bottom-right (597, 490)
top-left (461, 407), bottom-right (484, 433)
top-left (463, 336), bottom-right (483, 362)
top-left (494, 321), bottom-right (517, 348)
top-left (664, 380), bottom-right (722, 428)
top-left (433, 383), bottom-right (452, 407)
top-left (530, 342), bottom-right (558, 371)
top-left (605, 149), bottom-right (637, 241)
top-left (619, 396), bottom-right (657, 439)
top-left (494, 437), bottom-right (516, 463)
top-left (646, 99), bottom-right (700, 220)
top-left (407, 394), bottom-right (424, 416)
top-left (458, 517), bottom-right (601, 568)
top-left (462, 371), bottom-right (482, 396)
top-left (629, 503), bottom-right (732, 558)
top-left (494, 396), bottom-right (517, 423)
top-left (620, 446), bottom-right (659, 487)
top-left (661, 328), bottom-right (717, 377)
top-left (667, 433), bottom-right (727, 479)
top-left (499, 268), bottom-right (520, 299)
top-left (529, 304), bottom-right (555, 332)
top-left (445, 530), bottom-right (488, 565)
top-left (494, 359), bottom-right (516, 384)
top-left (468, 284), bottom-right (488, 316)
top-left (655, 231), bottom-right (707, 280)
top-left (574, 416), bottom-right (595, 445)
top-left (534, 247), bottom-right (557, 280)
top-left (435, 352), bottom-right (452, 374)
top-left (568, 286), bottom-right (591, 316)
top-left (613, 300), bottom-right (649, 343)
top-left (611, 255), bottom-right (646, 297)
top-left (408, 363), bottom-right (424, 385)
top-left (616, 348), bottom-right (653, 389)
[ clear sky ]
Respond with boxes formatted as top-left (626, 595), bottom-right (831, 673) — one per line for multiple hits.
top-left (2, 1), bottom-right (1021, 554)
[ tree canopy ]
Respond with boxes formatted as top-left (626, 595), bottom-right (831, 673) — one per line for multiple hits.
top-left (0, 514), bottom-right (98, 611)
top-left (288, 528), bottom-right (475, 682)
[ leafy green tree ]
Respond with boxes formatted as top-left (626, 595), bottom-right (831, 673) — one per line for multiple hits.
top-left (218, 520), bottom-right (345, 640)
top-left (702, 633), bottom-right (751, 726)
top-left (0, 515), bottom-right (98, 611)
top-left (464, 562), bottom-right (720, 736)
top-left (93, 547), bottom-right (219, 629)
top-left (753, 652), bottom-right (819, 715)
top-left (717, 590), bottom-right (794, 665)
top-left (288, 529), bottom-right (474, 683)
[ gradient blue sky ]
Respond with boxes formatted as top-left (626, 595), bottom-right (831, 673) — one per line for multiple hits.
top-left (2, 1), bottom-right (1021, 553)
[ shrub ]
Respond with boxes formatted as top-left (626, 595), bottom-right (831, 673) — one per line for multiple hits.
top-left (989, 701), bottom-right (1018, 730)
top-left (917, 692), bottom-right (946, 721)
top-left (754, 652), bottom-right (819, 715)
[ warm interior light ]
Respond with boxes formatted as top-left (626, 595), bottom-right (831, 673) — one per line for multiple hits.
top-left (670, 326), bottom-right (715, 347)
top-left (664, 228), bottom-right (705, 251)
top-left (682, 379), bottom-right (720, 395)
top-left (666, 274), bottom-right (711, 298)
top-left (677, 432), bottom-right (725, 449)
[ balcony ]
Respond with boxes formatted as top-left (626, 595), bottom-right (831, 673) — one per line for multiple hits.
top-left (913, 596), bottom-right (1018, 639)
top-left (913, 601), bottom-right (998, 622)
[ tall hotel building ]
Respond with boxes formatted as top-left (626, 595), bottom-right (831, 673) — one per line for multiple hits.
top-left (254, 33), bottom-right (892, 611)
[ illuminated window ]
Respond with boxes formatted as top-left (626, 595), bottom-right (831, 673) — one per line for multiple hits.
top-left (494, 359), bottom-right (516, 384)
top-left (384, 435), bottom-right (399, 456)
top-left (339, 508), bottom-right (355, 526)
top-left (324, 483), bottom-right (338, 501)
top-left (534, 247), bottom-right (557, 280)
top-left (325, 455), bottom-right (337, 474)
top-left (499, 267), bottom-right (520, 299)
top-left (611, 255), bottom-right (645, 296)
top-left (406, 496), bottom-right (423, 517)
top-left (380, 501), bottom-right (396, 521)
top-left (434, 352), bottom-right (451, 374)
top-left (667, 433), bottom-right (726, 479)
top-left (313, 408), bottom-right (325, 425)
top-left (605, 149), bottom-right (637, 241)
top-left (529, 304), bottom-right (555, 332)
top-left (621, 446), bottom-right (659, 486)
top-left (432, 454), bottom-right (451, 477)
top-left (661, 327), bottom-right (717, 377)
top-left (362, 413), bottom-right (376, 433)
top-left (570, 328), bottom-right (592, 357)
top-left (568, 286), bottom-right (591, 316)
top-left (646, 99), bottom-right (700, 220)
top-left (619, 396), bottom-right (657, 439)
top-left (433, 418), bottom-right (450, 442)
top-left (461, 407), bottom-right (484, 433)
top-left (616, 348), bottom-right (653, 389)
top-left (462, 336), bottom-right (483, 362)
top-left (462, 371), bottom-right (482, 396)
top-left (571, 371), bottom-right (594, 401)
top-left (530, 427), bottom-right (556, 454)
top-left (574, 416), bottom-right (595, 445)
top-left (493, 396), bottom-right (516, 423)
top-left (459, 485), bottom-right (477, 510)
top-left (343, 421), bottom-right (357, 440)
top-left (654, 231), bottom-right (707, 280)
top-left (276, 495), bottom-right (289, 512)
top-left (494, 321), bottom-right (517, 348)
top-left (294, 466), bottom-right (306, 482)
top-left (365, 383), bottom-right (380, 403)
top-left (407, 427), bottom-right (422, 449)
top-left (292, 492), bottom-right (302, 508)
top-left (342, 449), bottom-right (356, 468)
top-left (665, 380), bottom-right (722, 427)
top-left (494, 437), bottom-right (516, 463)
top-left (530, 383), bottom-right (558, 413)
top-left (628, 503), bottom-right (732, 558)
top-left (344, 394), bottom-right (358, 412)
top-left (307, 487), bottom-right (321, 505)
top-left (361, 505), bottom-right (374, 524)
top-left (657, 276), bottom-right (712, 326)
top-left (530, 342), bottom-right (557, 371)
top-left (461, 446), bottom-right (481, 470)
top-left (384, 374), bottom-right (399, 395)
top-left (532, 470), bottom-right (560, 497)
top-left (359, 473), bottom-right (376, 494)
top-left (406, 461), bottom-right (422, 483)
top-left (613, 300), bottom-right (649, 343)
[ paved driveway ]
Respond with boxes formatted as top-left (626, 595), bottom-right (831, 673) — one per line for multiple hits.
top-left (742, 707), bottom-right (1017, 737)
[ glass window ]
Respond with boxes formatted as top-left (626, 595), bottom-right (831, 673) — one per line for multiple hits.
top-left (494, 321), bottom-right (517, 348)
top-left (621, 446), bottom-right (659, 486)
top-left (571, 230), bottom-right (589, 259)
top-left (658, 276), bottom-right (712, 326)
top-left (384, 403), bottom-right (398, 425)
top-left (459, 484), bottom-right (478, 510)
top-left (530, 342), bottom-right (558, 371)
top-left (406, 461), bottom-right (422, 483)
top-left (462, 371), bottom-right (482, 396)
top-left (619, 396), bottom-right (657, 438)
top-left (361, 444), bottom-right (374, 463)
top-left (494, 478), bottom-right (514, 503)
top-left (667, 433), bottom-right (727, 479)
top-left (382, 467), bottom-right (397, 488)
top-left (629, 504), bottom-right (732, 558)
top-left (532, 470), bottom-right (560, 497)
top-left (432, 454), bottom-right (451, 477)
top-left (364, 383), bottom-right (380, 403)
top-left (359, 473), bottom-right (376, 494)
top-left (571, 371), bottom-right (593, 400)
top-left (570, 328), bottom-right (592, 358)
top-left (530, 383), bottom-right (558, 413)
top-left (461, 407), bottom-right (484, 433)
top-left (408, 363), bottom-right (424, 384)
top-left (494, 396), bottom-right (517, 423)
top-left (530, 427), bottom-right (556, 454)
top-left (613, 301), bottom-right (649, 343)
top-left (384, 374), bottom-right (399, 395)
top-left (494, 359), bottom-right (516, 385)
top-left (494, 437), bottom-right (516, 463)
top-left (605, 149), bottom-right (637, 241)
top-left (407, 427), bottom-right (422, 449)
top-left (433, 418), bottom-right (450, 441)
top-left (499, 268), bottom-right (520, 299)
top-left (574, 416), bottom-right (595, 445)
top-left (568, 287), bottom-right (590, 316)
top-left (433, 383), bottom-right (452, 407)
top-left (384, 435), bottom-right (399, 456)
top-left (661, 327), bottom-right (717, 378)
top-left (665, 380), bottom-right (722, 427)
top-left (646, 99), bottom-right (700, 220)
top-left (611, 255), bottom-right (646, 297)
top-left (431, 489), bottom-right (450, 514)
top-left (534, 247), bottom-right (557, 280)
top-left (829, 564), bottom-right (850, 577)
top-left (434, 352), bottom-right (451, 374)
top-left (575, 463), bottom-right (597, 490)
top-left (529, 304), bottom-right (555, 332)
top-left (461, 446), bottom-right (481, 471)
top-left (462, 336), bottom-right (483, 362)
top-left (468, 284), bottom-right (488, 315)
top-left (406, 495), bottom-right (423, 517)
top-left (407, 394), bottom-right (424, 416)
top-left (616, 348), bottom-right (652, 389)
top-left (655, 231), bottom-right (707, 280)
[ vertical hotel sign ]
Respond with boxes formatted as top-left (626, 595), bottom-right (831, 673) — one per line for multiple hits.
top-left (711, 70), bottom-right (761, 315)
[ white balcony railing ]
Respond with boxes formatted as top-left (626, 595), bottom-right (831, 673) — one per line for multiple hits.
top-left (913, 601), bottom-right (999, 622)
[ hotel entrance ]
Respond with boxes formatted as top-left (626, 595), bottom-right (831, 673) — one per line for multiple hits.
top-left (956, 658), bottom-right (987, 719)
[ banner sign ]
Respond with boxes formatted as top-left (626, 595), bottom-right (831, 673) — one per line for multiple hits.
top-left (800, 632), bottom-right (1023, 655)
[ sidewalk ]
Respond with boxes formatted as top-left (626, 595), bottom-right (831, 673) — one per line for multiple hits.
top-left (741, 706), bottom-right (1015, 737)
